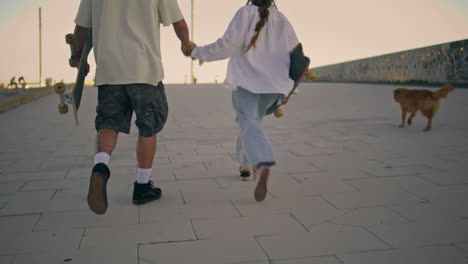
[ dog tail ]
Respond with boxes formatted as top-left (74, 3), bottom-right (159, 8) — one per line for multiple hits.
top-left (433, 84), bottom-right (454, 100)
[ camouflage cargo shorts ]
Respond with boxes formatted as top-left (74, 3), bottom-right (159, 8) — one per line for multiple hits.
top-left (95, 82), bottom-right (168, 137)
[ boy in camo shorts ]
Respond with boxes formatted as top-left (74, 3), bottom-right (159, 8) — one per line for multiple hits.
top-left (72, 0), bottom-right (193, 214)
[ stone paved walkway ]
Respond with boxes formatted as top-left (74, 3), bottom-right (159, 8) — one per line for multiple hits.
top-left (1, 82), bottom-right (467, 264)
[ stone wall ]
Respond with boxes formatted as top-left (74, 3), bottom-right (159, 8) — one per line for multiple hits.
top-left (311, 39), bottom-right (468, 86)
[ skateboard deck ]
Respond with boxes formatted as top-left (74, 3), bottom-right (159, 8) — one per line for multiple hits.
top-left (266, 43), bottom-right (310, 117)
top-left (55, 29), bottom-right (93, 126)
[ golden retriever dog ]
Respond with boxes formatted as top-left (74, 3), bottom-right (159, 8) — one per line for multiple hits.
top-left (393, 84), bottom-right (454, 131)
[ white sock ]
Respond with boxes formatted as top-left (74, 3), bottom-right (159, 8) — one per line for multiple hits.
top-left (94, 152), bottom-right (110, 165)
top-left (136, 168), bottom-right (152, 184)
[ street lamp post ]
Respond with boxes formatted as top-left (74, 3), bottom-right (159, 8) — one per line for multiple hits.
top-left (39, 7), bottom-right (43, 87)
top-left (191, 0), bottom-right (195, 84)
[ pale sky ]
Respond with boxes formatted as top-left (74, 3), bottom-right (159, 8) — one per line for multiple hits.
top-left (0, 0), bottom-right (467, 85)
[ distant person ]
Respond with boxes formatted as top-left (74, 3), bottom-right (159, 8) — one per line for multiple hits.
top-left (46, 78), bottom-right (53, 87)
top-left (72, 0), bottom-right (193, 214)
top-left (9, 77), bottom-right (18, 89)
top-left (187, 0), bottom-right (299, 201)
top-left (18, 76), bottom-right (27, 89)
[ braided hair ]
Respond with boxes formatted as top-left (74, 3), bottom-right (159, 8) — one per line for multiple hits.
top-left (245, 0), bottom-right (277, 52)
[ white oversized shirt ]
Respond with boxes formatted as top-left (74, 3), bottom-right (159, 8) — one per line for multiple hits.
top-left (74, 0), bottom-right (184, 86)
top-left (191, 5), bottom-right (299, 96)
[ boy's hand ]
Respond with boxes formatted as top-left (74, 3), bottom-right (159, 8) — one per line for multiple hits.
top-left (182, 41), bottom-right (197, 57)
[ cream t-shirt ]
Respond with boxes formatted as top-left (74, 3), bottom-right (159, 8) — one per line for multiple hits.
top-left (75, 0), bottom-right (184, 86)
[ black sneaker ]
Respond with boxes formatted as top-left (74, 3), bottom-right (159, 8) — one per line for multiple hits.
top-left (239, 167), bottom-right (251, 181)
top-left (133, 181), bottom-right (162, 205)
top-left (87, 163), bottom-right (110, 215)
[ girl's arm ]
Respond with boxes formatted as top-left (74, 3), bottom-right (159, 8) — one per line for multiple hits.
top-left (191, 7), bottom-right (249, 63)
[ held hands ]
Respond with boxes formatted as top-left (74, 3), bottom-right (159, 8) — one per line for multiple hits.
top-left (181, 41), bottom-right (197, 58)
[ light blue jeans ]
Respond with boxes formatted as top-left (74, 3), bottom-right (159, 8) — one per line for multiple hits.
top-left (232, 87), bottom-right (283, 169)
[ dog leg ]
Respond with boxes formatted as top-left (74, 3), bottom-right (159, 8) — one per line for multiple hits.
top-left (422, 109), bottom-right (435, 131)
top-left (423, 117), bottom-right (433, 131)
top-left (399, 111), bottom-right (407, 128)
top-left (423, 118), bottom-right (432, 132)
top-left (407, 112), bottom-right (416, 126)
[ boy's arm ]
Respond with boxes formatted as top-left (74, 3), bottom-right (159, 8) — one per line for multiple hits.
top-left (172, 19), bottom-right (194, 56)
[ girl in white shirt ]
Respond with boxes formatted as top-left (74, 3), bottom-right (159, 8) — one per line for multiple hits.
top-left (190, 0), bottom-right (299, 202)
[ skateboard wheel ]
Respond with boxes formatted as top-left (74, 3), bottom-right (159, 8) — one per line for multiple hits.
top-left (66, 34), bottom-right (74, 44)
top-left (58, 104), bottom-right (69, 114)
top-left (54, 82), bottom-right (66, 94)
top-left (274, 108), bottom-right (284, 118)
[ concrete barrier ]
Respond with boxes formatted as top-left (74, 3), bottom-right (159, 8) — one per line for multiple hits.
top-left (0, 84), bottom-right (73, 113)
top-left (311, 39), bottom-right (468, 87)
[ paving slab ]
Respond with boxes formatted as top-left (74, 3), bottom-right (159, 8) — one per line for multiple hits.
top-left (338, 245), bottom-right (468, 264)
top-left (139, 200), bottom-right (240, 223)
top-left (270, 256), bottom-right (342, 264)
top-left (0, 171), bottom-right (66, 183)
top-left (0, 255), bottom-right (14, 264)
top-left (322, 188), bottom-right (425, 209)
top-left (1, 83), bottom-right (467, 262)
top-left (367, 218), bottom-right (468, 248)
top-left (0, 229), bottom-right (83, 255)
top-left (192, 213), bottom-right (307, 239)
top-left (78, 220), bottom-right (196, 256)
top-left (256, 223), bottom-right (390, 259)
top-left (330, 207), bottom-right (410, 227)
top-left (0, 214), bottom-right (41, 233)
top-left (34, 206), bottom-right (139, 232)
top-left (391, 198), bottom-right (468, 222)
top-left (0, 181), bottom-right (25, 193)
top-left (269, 171), bottom-right (357, 197)
top-left (454, 242), bottom-right (468, 254)
top-left (421, 170), bottom-right (468, 186)
top-left (139, 237), bottom-right (268, 264)
top-left (11, 247), bottom-right (137, 264)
